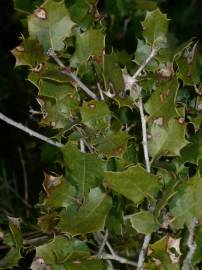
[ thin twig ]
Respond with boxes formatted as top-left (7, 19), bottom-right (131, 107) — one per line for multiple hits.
top-left (96, 232), bottom-right (137, 267)
top-left (90, 57), bottom-right (105, 101)
top-left (97, 230), bottom-right (109, 258)
top-left (182, 218), bottom-right (198, 270)
top-left (137, 234), bottom-right (151, 270)
top-left (101, 253), bottom-right (137, 267)
top-left (47, 49), bottom-right (98, 100)
top-left (0, 112), bottom-right (63, 148)
top-left (129, 47), bottom-right (157, 270)
top-left (137, 90), bottom-right (151, 173)
top-left (132, 47), bottom-right (156, 81)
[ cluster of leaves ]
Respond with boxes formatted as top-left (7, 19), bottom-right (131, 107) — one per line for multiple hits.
top-left (1, 0), bottom-right (202, 269)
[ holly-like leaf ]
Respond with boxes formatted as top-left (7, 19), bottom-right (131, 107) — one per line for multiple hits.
top-left (28, 0), bottom-right (75, 51)
top-left (80, 100), bottom-right (111, 132)
top-left (148, 119), bottom-right (188, 159)
top-left (130, 211), bottom-right (159, 234)
top-left (134, 39), bottom-right (159, 71)
top-left (42, 173), bottom-right (76, 208)
top-left (70, 29), bottom-right (104, 68)
top-left (169, 176), bottom-right (202, 228)
top-left (145, 76), bottom-right (179, 125)
top-left (12, 38), bottom-right (45, 67)
top-left (0, 218), bottom-right (22, 269)
top-left (103, 52), bottom-right (125, 93)
top-left (181, 126), bottom-right (202, 165)
top-left (62, 142), bottom-right (106, 197)
top-left (176, 42), bottom-right (200, 86)
top-left (104, 165), bottom-right (160, 204)
top-left (58, 187), bottom-right (112, 235)
top-left (33, 236), bottom-right (90, 268)
top-left (96, 131), bottom-right (129, 158)
top-left (142, 9), bottom-right (169, 47)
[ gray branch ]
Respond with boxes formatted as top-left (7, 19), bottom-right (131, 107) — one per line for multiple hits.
top-left (0, 112), bottom-right (62, 148)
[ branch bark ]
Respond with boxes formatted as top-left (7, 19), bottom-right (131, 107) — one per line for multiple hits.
top-left (129, 47), bottom-right (157, 270)
top-left (182, 218), bottom-right (197, 270)
top-left (0, 112), bottom-right (62, 148)
top-left (47, 49), bottom-right (98, 100)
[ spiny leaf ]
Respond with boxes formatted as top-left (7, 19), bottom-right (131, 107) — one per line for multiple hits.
top-left (96, 131), bottom-right (129, 158)
top-left (11, 38), bottom-right (45, 67)
top-left (104, 165), bottom-right (160, 204)
top-left (42, 174), bottom-right (76, 208)
top-left (103, 52), bottom-right (125, 93)
top-left (181, 126), bottom-right (202, 165)
top-left (134, 39), bottom-right (158, 71)
top-left (28, 0), bottom-right (75, 51)
top-left (58, 187), bottom-right (112, 235)
top-left (148, 118), bottom-right (188, 159)
top-left (130, 211), bottom-right (159, 234)
top-left (145, 76), bottom-right (179, 125)
top-left (0, 217), bottom-right (22, 269)
top-left (142, 9), bottom-right (169, 47)
top-left (70, 29), bottom-right (105, 68)
top-left (176, 42), bottom-right (200, 86)
top-left (80, 100), bottom-right (111, 132)
top-left (33, 236), bottom-right (90, 267)
top-left (169, 176), bottom-right (202, 228)
top-left (62, 142), bottom-right (106, 197)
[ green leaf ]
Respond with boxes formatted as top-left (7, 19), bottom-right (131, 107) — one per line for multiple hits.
top-left (142, 9), bottom-right (169, 47)
top-left (169, 176), bottom-right (202, 228)
top-left (176, 42), bottom-right (200, 86)
top-left (96, 131), bottom-right (129, 158)
top-left (181, 126), bottom-right (202, 165)
top-left (80, 100), bottom-right (111, 132)
top-left (58, 187), bottom-right (112, 235)
top-left (70, 29), bottom-right (105, 68)
top-left (28, 0), bottom-right (75, 51)
top-left (192, 225), bottom-right (202, 265)
top-left (134, 39), bottom-right (159, 71)
top-left (0, 217), bottom-right (22, 269)
top-left (42, 174), bottom-right (76, 208)
top-left (104, 165), bottom-right (160, 204)
top-left (67, 260), bottom-right (105, 270)
top-left (103, 52), bottom-right (125, 93)
top-left (0, 248), bottom-right (21, 269)
top-left (14, 0), bottom-right (35, 13)
top-left (12, 38), bottom-right (45, 67)
top-left (130, 211), bottom-right (159, 234)
top-left (62, 142), bottom-right (106, 197)
top-left (34, 80), bottom-right (79, 129)
top-left (34, 236), bottom-right (90, 266)
top-left (148, 119), bottom-right (188, 159)
top-left (145, 76), bottom-right (179, 125)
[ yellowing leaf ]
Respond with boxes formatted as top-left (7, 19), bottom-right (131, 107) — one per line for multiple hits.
top-left (104, 165), bottom-right (160, 204)
top-left (28, 0), bottom-right (75, 51)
